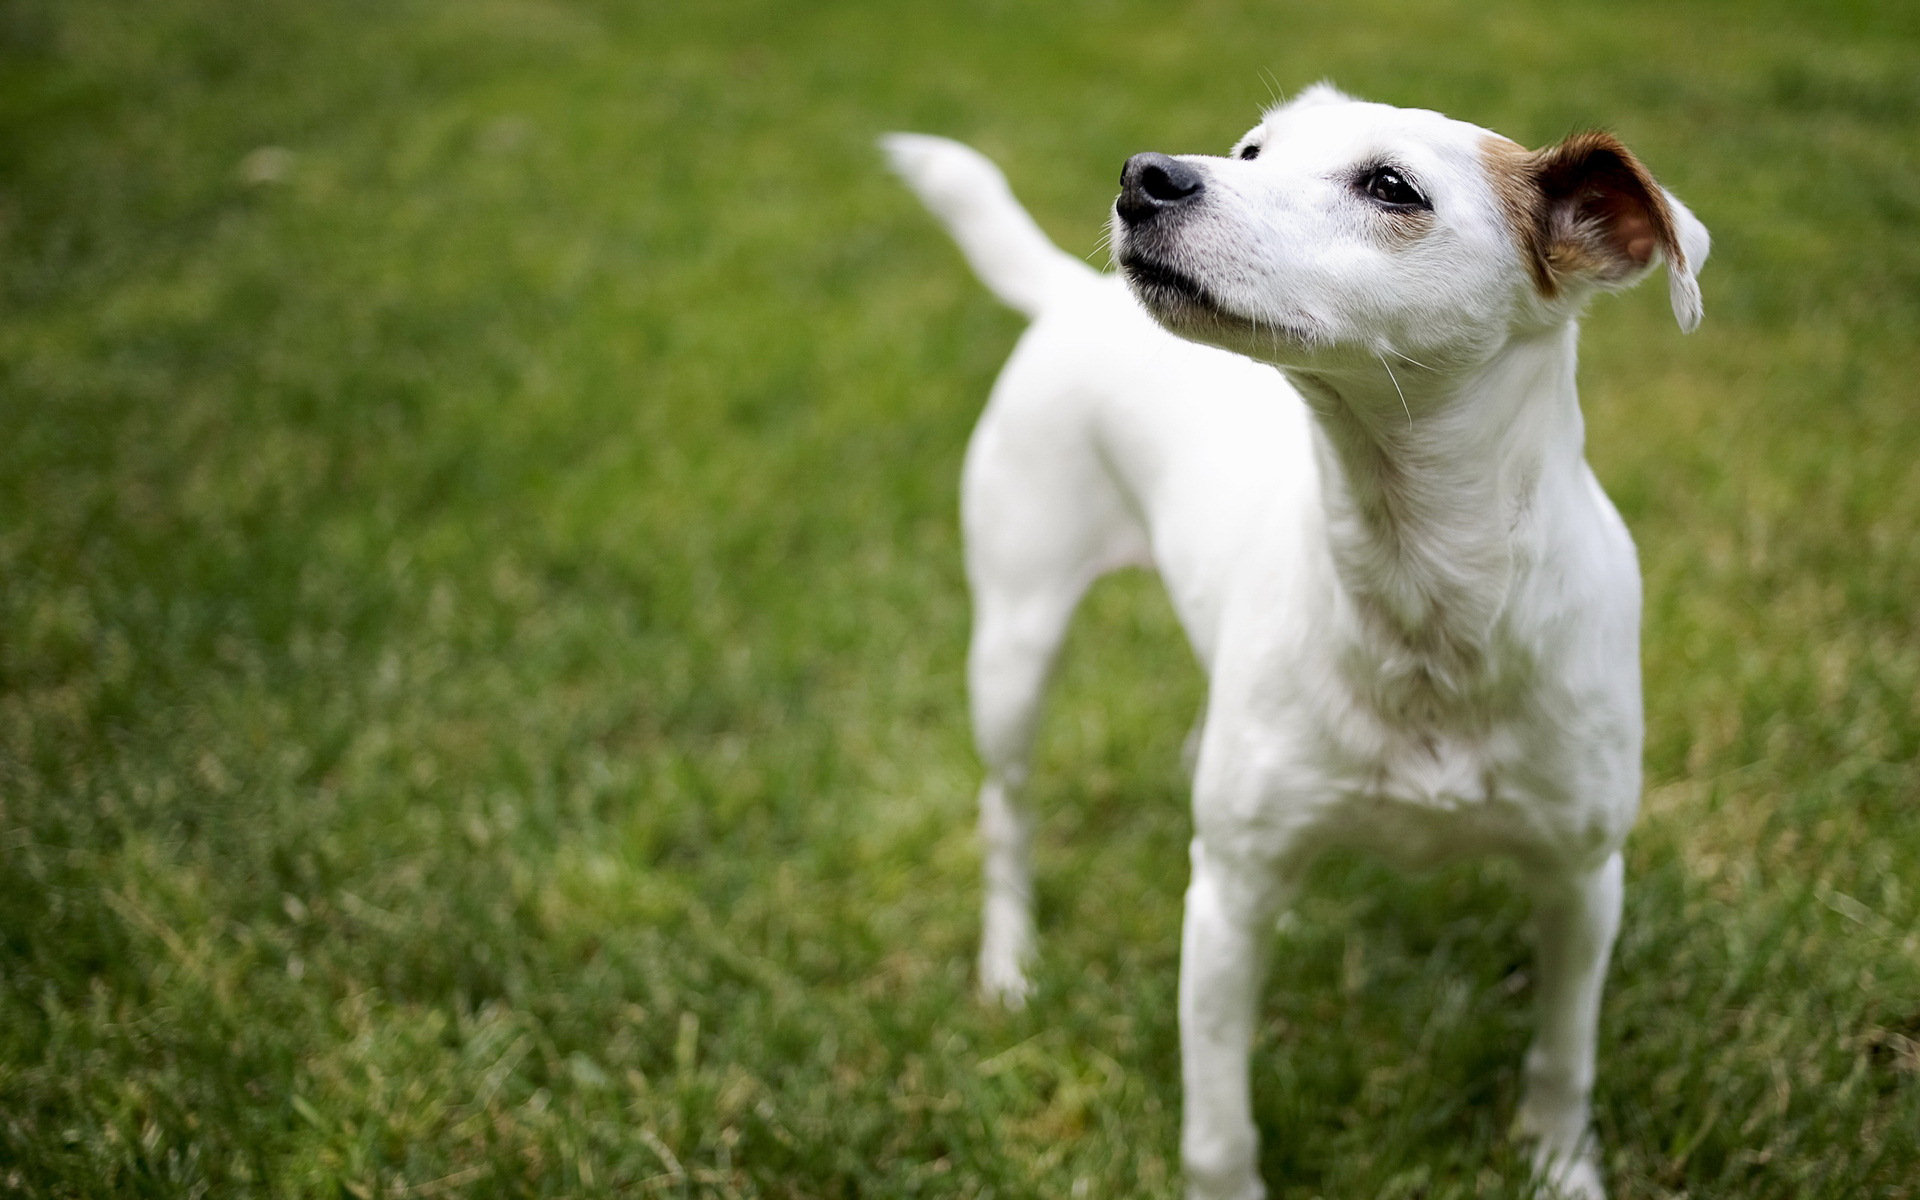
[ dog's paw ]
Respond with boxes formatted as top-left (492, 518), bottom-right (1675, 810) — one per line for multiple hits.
top-left (977, 903), bottom-right (1034, 1008)
top-left (1183, 1166), bottom-right (1266, 1200)
top-left (1514, 1103), bottom-right (1605, 1200)
top-left (977, 949), bottom-right (1032, 1009)
top-left (1531, 1150), bottom-right (1605, 1200)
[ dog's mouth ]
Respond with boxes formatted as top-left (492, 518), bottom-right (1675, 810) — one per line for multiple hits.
top-left (1119, 251), bottom-right (1217, 310)
top-left (1120, 249), bottom-right (1278, 341)
top-left (1119, 243), bottom-right (1324, 357)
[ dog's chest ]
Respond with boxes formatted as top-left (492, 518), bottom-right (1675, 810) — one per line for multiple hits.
top-left (1268, 543), bottom-right (1634, 864)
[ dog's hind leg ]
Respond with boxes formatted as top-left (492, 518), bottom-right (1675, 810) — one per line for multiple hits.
top-left (967, 577), bottom-right (1080, 1006)
top-left (962, 397), bottom-right (1149, 1006)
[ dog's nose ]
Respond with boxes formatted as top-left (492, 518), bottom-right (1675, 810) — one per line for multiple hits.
top-left (1117, 152), bottom-right (1204, 225)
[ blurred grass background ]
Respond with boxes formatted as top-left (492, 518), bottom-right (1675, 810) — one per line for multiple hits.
top-left (1, 0), bottom-right (1916, 1196)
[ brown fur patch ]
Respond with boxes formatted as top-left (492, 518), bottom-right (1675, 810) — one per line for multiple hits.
top-left (1481, 137), bottom-right (1552, 293)
top-left (1480, 130), bottom-right (1683, 301)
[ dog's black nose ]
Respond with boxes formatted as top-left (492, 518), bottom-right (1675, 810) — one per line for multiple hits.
top-left (1117, 152), bottom-right (1204, 225)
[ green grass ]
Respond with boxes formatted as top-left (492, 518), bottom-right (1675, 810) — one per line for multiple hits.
top-left (1, 0), bottom-right (1916, 1195)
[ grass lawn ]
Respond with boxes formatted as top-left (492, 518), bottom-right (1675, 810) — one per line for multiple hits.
top-left (2, 0), bottom-right (1917, 1195)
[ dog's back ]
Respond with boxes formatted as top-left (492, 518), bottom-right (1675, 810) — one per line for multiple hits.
top-left (883, 133), bottom-right (1316, 663)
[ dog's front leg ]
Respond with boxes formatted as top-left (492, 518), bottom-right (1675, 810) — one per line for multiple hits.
top-left (1516, 851), bottom-right (1624, 1200)
top-left (1179, 836), bottom-right (1292, 1200)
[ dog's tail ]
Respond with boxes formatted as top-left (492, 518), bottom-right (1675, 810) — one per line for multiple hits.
top-left (881, 133), bottom-right (1094, 319)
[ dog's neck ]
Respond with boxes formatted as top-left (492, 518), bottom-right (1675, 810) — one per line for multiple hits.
top-left (1286, 324), bottom-right (1587, 714)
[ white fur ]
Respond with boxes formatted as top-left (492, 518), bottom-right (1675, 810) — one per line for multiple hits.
top-left (884, 89), bottom-right (1705, 1200)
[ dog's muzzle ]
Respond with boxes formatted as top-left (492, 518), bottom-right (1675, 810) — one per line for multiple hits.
top-left (1116, 152), bottom-right (1204, 225)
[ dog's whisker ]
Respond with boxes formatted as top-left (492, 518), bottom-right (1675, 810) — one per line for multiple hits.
top-left (1258, 67), bottom-right (1286, 111)
top-left (1377, 352), bottom-right (1414, 432)
top-left (1384, 344), bottom-right (1438, 372)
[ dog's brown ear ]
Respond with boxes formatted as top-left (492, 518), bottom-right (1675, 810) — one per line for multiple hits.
top-left (1491, 131), bottom-right (1707, 331)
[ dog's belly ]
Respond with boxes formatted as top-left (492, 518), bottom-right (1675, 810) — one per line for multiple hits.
top-left (1295, 730), bottom-right (1631, 872)
top-left (1320, 780), bottom-right (1561, 871)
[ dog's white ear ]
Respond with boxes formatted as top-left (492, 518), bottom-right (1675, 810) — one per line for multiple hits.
top-left (1509, 132), bottom-right (1708, 332)
top-left (1658, 187), bottom-right (1710, 333)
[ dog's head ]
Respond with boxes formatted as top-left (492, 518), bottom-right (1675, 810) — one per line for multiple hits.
top-left (1114, 84), bottom-right (1709, 373)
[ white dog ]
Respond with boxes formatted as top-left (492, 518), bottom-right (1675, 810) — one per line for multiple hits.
top-left (883, 84), bottom-right (1706, 1200)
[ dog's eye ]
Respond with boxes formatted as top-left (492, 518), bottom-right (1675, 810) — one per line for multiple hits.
top-left (1360, 166), bottom-right (1428, 209)
top-left (1237, 144), bottom-right (1260, 161)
